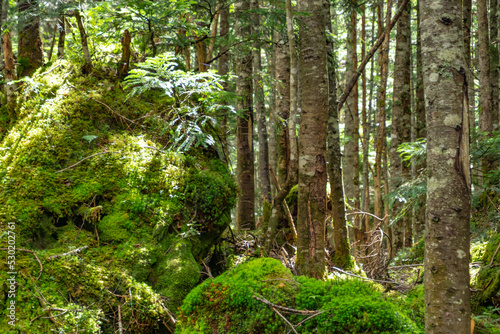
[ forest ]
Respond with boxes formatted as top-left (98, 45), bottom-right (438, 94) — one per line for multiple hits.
top-left (0, 0), bottom-right (499, 332)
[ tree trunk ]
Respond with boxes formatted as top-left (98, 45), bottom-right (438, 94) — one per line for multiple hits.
top-left (74, 10), bottom-right (93, 74)
top-left (218, 5), bottom-right (230, 162)
top-left (343, 1), bottom-right (360, 244)
top-left (18, 0), bottom-right (43, 77)
top-left (373, 1), bottom-right (391, 221)
top-left (477, 0), bottom-right (493, 173)
top-left (326, 0), bottom-right (350, 269)
top-left (117, 30), bottom-right (131, 79)
top-left (420, 0), bottom-right (471, 329)
top-left (48, 23), bottom-right (57, 61)
top-left (490, 0), bottom-right (499, 132)
top-left (414, 0), bottom-right (426, 240)
top-left (252, 0), bottom-right (271, 205)
top-left (296, 0), bottom-right (328, 279)
top-left (390, 0), bottom-right (411, 253)
top-left (3, 31), bottom-right (16, 121)
top-left (274, 32), bottom-right (290, 187)
top-left (57, 15), bottom-right (65, 59)
top-left (235, 0), bottom-right (255, 231)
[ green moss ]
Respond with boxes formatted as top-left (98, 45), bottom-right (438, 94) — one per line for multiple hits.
top-left (153, 240), bottom-right (201, 311)
top-left (177, 258), bottom-right (421, 334)
top-left (0, 60), bottom-right (237, 333)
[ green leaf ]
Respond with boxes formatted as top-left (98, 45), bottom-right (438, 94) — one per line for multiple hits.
top-left (82, 135), bottom-right (98, 143)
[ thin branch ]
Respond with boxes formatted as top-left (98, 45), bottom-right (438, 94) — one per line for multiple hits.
top-left (346, 210), bottom-right (386, 222)
top-left (55, 151), bottom-right (120, 173)
top-left (331, 266), bottom-right (397, 284)
top-left (89, 97), bottom-right (144, 128)
top-left (287, 311), bottom-right (325, 334)
top-left (48, 246), bottom-right (88, 260)
top-left (0, 248), bottom-right (43, 280)
top-left (252, 295), bottom-right (317, 315)
top-left (272, 307), bottom-right (298, 334)
top-left (337, 0), bottom-right (411, 112)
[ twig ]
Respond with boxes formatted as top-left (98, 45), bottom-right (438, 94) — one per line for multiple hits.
top-left (489, 242), bottom-right (500, 266)
top-left (48, 246), bottom-right (88, 260)
top-left (388, 264), bottom-right (423, 269)
top-left (287, 311), bottom-right (325, 334)
top-left (55, 151), bottom-right (120, 173)
top-left (252, 295), bottom-right (317, 315)
top-left (0, 248), bottom-right (43, 280)
top-left (41, 308), bottom-right (68, 319)
top-left (201, 259), bottom-right (214, 278)
top-left (90, 97), bottom-right (144, 128)
top-left (272, 307), bottom-right (298, 334)
top-left (331, 266), bottom-right (396, 284)
top-left (118, 305), bottom-right (123, 334)
top-left (346, 210), bottom-right (386, 222)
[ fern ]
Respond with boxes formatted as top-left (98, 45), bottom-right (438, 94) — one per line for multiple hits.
top-left (124, 54), bottom-right (234, 153)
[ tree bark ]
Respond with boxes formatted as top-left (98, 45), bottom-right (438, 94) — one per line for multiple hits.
top-left (18, 0), bottom-right (43, 77)
top-left (373, 0), bottom-right (391, 221)
top-left (420, 0), bottom-right (471, 329)
top-left (57, 15), bottom-right (65, 59)
top-left (252, 0), bottom-right (271, 205)
top-left (413, 0), bottom-right (426, 240)
top-left (74, 10), bottom-right (93, 74)
top-left (235, 0), bottom-right (255, 231)
top-left (390, 0), bottom-right (411, 253)
top-left (477, 0), bottom-right (493, 173)
top-left (3, 31), bottom-right (16, 121)
top-left (343, 0), bottom-right (360, 246)
top-left (218, 4), bottom-right (230, 162)
top-left (48, 23), bottom-right (57, 61)
top-left (117, 30), bottom-right (131, 79)
top-left (296, 0), bottom-right (328, 278)
top-left (490, 0), bottom-right (499, 132)
top-left (326, 0), bottom-right (350, 269)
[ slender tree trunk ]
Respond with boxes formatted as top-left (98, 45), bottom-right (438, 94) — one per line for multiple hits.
top-left (18, 0), bottom-right (43, 77)
top-left (268, 47), bottom-right (278, 199)
top-left (477, 0), bottom-right (493, 173)
top-left (219, 5), bottom-right (230, 162)
top-left (296, 0), bottom-right (328, 279)
top-left (390, 0), bottom-right (411, 253)
top-left (117, 30), bottom-right (131, 79)
top-left (74, 10), bottom-right (93, 74)
top-left (343, 1), bottom-right (360, 246)
top-left (490, 0), bottom-right (499, 132)
top-left (421, 0), bottom-right (471, 329)
top-left (235, 0), bottom-right (255, 231)
top-left (195, 38), bottom-right (208, 72)
top-left (414, 0), bottom-right (426, 240)
top-left (326, 0), bottom-right (350, 269)
top-left (57, 15), bottom-right (65, 59)
top-left (207, 7), bottom-right (219, 62)
top-left (463, 0), bottom-right (474, 141)
top-left (3, 32), bottom-right (16, 121)
top-left (252, 0), bottom-right (271, 205)
top-left (48, 23), bottom-right (57, 61)
top-left (374, 1), bottom-right (391, 220)
top-left (274, 32), bottom-right (290, 187)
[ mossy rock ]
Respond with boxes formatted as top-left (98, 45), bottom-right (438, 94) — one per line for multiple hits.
top-left (153, 240), bottom-right (201, 311)
top-left (0, 61), bottom-right (237, 333)
top-left (177, 258), bottom-right (422, 333)
top-left (473, 233), bottom-right (500, 308)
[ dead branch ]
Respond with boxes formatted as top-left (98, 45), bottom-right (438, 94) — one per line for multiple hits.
top-left (55, 151), bottom-right (120, 173)
top-left (286, 311), bottom-right (325, 334)
top-left (48, 246), bottom-right (88, 260)
top-left (90, 97), bottom-right (144, 128)
top-left (331, 266), bottom-right (396, 285)
top-left (118, 305), bottom-right (123, 334)
top-left (272, 307), bottom-right (298, 334)
top-left (252, 295), bottom-right (317, 315)
top-left (0, 248), bottom-right (43, 280)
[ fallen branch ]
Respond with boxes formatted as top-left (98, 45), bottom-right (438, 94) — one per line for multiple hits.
top-left (252, 295), bottom-right (317, 315)
top-left (272, 307), bottom-right (298, 334)
top-left (0, 248), bottom-right (43, 280)
top-left (48, 246), bottom-right (88, 260)
top-left (55, 151), bottom-right (120, 173)
top-left (90, 97), bottom-right (144, 128)
top-left (346, 210), bottom-right (386, 222)
top-left (286, 310), bottom-right (325, 334)
top-left (490, 241), bottom-right (500, 266)
top-left (331, 266), bottom-right (396, 285)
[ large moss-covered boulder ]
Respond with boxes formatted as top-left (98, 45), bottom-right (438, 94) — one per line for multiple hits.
top-left (177, 258), bottom-right (422, 333)
top-left (0, 61), bottom-right (236, 333)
